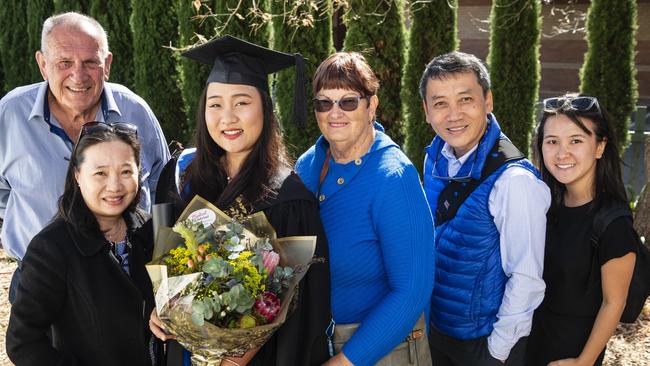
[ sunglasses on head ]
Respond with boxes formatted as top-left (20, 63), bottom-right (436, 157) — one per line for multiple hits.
top-left (313, 95), bottom-right (369, 113)
top-left (543, 96), bottom-right (600, 113)
top-left (78, 121), bottom-right (138, 142)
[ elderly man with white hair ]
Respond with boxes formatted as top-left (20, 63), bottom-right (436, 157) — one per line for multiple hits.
top-left (0, 12), bottom-right (170, 302)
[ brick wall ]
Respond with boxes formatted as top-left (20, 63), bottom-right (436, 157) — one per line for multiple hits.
top-left (456, 0), bottom-right (650, 106)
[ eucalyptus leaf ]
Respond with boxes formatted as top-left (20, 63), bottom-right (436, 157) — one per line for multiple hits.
top-left (191, 311), bottom-right (205, 326)
top-left (191, 301), bottom-right (206, 326)
top-left (203, 257), bottom-right (231, 278)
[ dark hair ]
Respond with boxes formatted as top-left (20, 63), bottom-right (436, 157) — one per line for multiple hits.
top-left (182, 86), bottom-right (290, 210)
top-left (419, 51), bottom-right (491, 100)
top-left (312, 52), bottom-right (379, 96)
top-left (534, 93), bottom-right (628, 212)
top-left (58, 129), bottom-right (142, 236)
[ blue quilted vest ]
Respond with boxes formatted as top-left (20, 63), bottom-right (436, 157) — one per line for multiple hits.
top-left (423, 115), bottom-right (538, 340)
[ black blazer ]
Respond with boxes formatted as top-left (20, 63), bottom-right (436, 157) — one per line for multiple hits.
top-left (6, 211), bottom-right (160, 366)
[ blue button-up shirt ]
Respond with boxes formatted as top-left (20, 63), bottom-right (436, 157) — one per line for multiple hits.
top-left (0, 81), bottom-right (170, 260)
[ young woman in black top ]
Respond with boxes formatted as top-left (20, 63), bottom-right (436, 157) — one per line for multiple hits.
top-left (526, 94), bottom-right (637, 366)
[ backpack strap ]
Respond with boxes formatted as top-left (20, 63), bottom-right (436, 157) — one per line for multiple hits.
top-left (585, 202), bottom-right (633, 294)
top-left (590, 203), bottom-right (633, 247)
top-left (436, 137), bottom-right (524, 225)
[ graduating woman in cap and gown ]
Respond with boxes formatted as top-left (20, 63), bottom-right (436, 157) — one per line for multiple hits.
top-left (149, 35), bottom-right (331, 366)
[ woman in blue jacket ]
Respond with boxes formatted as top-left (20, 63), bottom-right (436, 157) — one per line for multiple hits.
top-left (295, 52), bottom-right (435, 366)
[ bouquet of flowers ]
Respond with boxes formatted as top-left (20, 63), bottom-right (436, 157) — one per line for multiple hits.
top-left (147, 196), bottom-right (317, 365)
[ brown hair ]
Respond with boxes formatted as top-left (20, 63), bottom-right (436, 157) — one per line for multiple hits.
top-left (312, 52), bottom-right (379, 96)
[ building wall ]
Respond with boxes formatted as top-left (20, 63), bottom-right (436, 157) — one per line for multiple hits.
top-left (456, 0), bottom-right (650, 106)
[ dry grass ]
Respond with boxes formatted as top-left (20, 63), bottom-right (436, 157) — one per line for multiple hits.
top-left (0, 251), bottom-right (647, 365)
top-left (603, 303), bottom-right (650, 365)
top-left (0, 252), bottom-right (16, 366)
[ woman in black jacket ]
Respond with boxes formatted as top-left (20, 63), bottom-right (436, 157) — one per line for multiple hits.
top-left (6, 122), bottom-right (161, 366)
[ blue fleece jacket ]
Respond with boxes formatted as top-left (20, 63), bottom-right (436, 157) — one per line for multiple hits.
top-left (296, 124), bottom-right (435, 365)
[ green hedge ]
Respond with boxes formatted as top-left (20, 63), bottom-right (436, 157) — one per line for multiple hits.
top-left (176, 0), bottom-right (216, 144)
top-left (213, 0), bottom-right (269, 46)
top-left (27, 0), bottom-right (54, 83)
top-left (580, 0), bottom-right (638, 149)
top-left (487, 0), bottom-right (541, 157)
top-left (271, 0), bottom-right (334, 159)
top-left (402, 0), bottom-right (458, 173)
top-left (0, 58), bottom-right (4, 98)
top-left (0, 1), bottom-right (32, 93)
top-left (343, 0), bottom-right (406, 146)
top-left (131, 0), bottom-right (186, 143)
top-left (53, 0), bottom-right (88, 12)
top-left (90, 0), bottom-right (135, 91)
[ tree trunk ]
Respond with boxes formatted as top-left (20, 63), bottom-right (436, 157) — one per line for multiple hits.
top-left (634, 135), bottom-right (650, 244)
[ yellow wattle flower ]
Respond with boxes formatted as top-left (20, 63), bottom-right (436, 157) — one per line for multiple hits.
top-left (173, 222), bottom-right (199, 256)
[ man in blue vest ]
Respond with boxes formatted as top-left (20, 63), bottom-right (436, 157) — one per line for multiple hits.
top-left (421, 51), bottom-right (550, 365)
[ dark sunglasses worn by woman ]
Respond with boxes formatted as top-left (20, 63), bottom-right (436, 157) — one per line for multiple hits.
top-left (312, 95), bottom-right (369, 113)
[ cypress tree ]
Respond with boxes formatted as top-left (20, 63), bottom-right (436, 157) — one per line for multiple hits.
top-left (580, 0), bottom-right (638, 149)
top-left (0, 57), bottom-right (4, 98)
top-left (0, 1), bottom-right (32, 93)
top-left (343, 0), bottom-right (406, 145)
top-left (131, 0), bottom-right (185, 143)
top-left (0, 60), bottom-right (5, 99)
top-left (53, 0), bottom-right (89, 13)
top-left (90, 0), bottom-right (135, 91)
top-left (0, 54), bottom-right (6, 99)
top-left (402, 0), bottom-right (458, 173)
top-left (271, 0), bottom-right (334, 159)
top-left (27, 0), bottom-right (54, 83)
top-left (213, 0), bottom-right (269, 46)
top-left (487, 0), bottom-right (541, 157)
top-left (176, 0), bottom-right (215, 143)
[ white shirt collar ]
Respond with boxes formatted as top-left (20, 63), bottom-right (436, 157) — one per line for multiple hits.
top-left (440, 142), bottom-right (479, 178)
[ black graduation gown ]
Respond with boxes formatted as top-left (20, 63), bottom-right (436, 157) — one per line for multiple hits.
top-left (156, 164), bottom-right (331, 366)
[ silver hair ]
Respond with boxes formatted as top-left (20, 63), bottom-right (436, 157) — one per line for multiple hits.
top-left (40, 12), bottom-right (109, 58)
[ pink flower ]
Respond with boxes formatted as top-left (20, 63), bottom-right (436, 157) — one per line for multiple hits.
top-left (254, 292), bottom-right (281, 323)
top-left (197, 255), bottom-right (203, 262)
top-left (187, 259), bottom-right (194, 268)
top-left (262, 250), bottom-right (280, 275)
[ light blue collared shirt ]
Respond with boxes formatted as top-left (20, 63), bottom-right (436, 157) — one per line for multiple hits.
top-left (441, 143), bottom-right (550, 361)
top-left (0, 81), bottom-right (170, 260)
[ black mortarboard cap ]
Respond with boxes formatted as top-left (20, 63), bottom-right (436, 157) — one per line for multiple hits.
top-left (182, 35), bottom-right (308, 127)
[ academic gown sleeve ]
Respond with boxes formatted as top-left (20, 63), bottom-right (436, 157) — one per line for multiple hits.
top-left (249, 188), bottom-right (331, 366)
